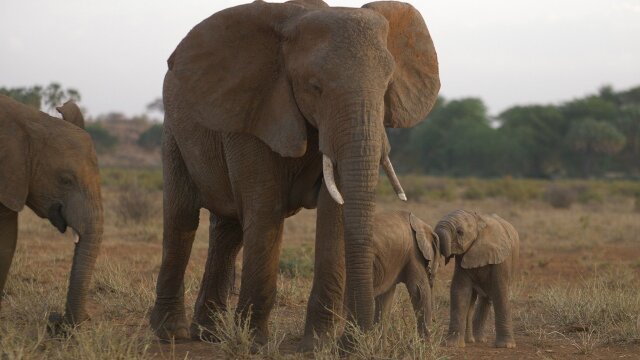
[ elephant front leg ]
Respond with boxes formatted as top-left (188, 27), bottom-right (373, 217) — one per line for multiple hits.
top-left (465, 290), bottom-right (478, 343)
top-left (374, 285), bottom-right (396, 325)
top-left (406, 275), bottom-right (433, 339)
top-left (0, 206), bottom-right (18, 310)
top-left (299, 184), bottom-right (345, 352)
top-left (236, 217), bottom-right (285, 346)
top-left (472, 295), bottom-right (491, 343)
top-left (446, 267), bottom-right (473, 347)
top-left (191, 215), bottom-right (243, 341)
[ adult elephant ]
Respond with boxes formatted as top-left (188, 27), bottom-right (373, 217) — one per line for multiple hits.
top-left (150, 0), bottom-right (440, 347)
top-left (0, 96), bottom-right (103, 327)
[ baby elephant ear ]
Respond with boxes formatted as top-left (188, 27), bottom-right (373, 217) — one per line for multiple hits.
top-left (461, 215), bottom-right (514, 269)
top-left (410, 213), bottom-right (435, 263)
top-left (56, 101), bottom-right (85, 129)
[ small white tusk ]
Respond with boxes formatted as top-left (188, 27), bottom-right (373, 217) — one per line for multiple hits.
top-left (72, 229), bottom-right (80, 244)
top-left (323, 154), bottom-right (344, 205)
top-left (381, 155), bottom-right (407, 201)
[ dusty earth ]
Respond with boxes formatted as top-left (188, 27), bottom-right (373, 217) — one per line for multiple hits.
top-left (1, 191), bottom-right (639, 359)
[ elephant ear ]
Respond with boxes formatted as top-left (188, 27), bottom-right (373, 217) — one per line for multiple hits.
top-left (461, 215), bottom-right (513, 269)
top-left (0, 115), bottom-right (29, 212)
top-left (410, 213), bottom-right (435, 265)
top-left (362, 1), bottom-right (440, 128)
top-left (56, 101), bottom-right (85, 129)
top-left (168, 1), bottom-right (308, 158)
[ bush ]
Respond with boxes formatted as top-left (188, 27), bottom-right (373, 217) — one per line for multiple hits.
top-left (544, 184), bottom-right (577, 209)
top-left (86, 124), bottom-right (118, 152)
top-left (279, 244), bottom-right (314, 278)
top-left (115, 184), bottom-right (157, 224)
top-left (137, 124), bottom-right (163, 150)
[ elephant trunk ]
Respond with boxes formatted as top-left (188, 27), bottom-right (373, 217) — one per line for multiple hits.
top-left (64, 199), bottom-right (103, 324)
top-left (336, 126), bottom-right (382, 332)
top-left (435, 225), bottom-right (452, 265)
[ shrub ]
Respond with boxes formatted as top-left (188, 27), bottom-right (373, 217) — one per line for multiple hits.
top-left (85, 123), bottom-right (118, 152)
top-left (115, 183), bottom-right (157, 224)
top-left (279, 244), bottom-right (314, 278)
top-left (544, 184), bottom-right (577, 209)
top-left (137, 124), bottom-right (163, 150)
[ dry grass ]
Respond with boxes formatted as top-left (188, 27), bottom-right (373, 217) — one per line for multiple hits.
top-left (1, 175), bottom-right (639, 358)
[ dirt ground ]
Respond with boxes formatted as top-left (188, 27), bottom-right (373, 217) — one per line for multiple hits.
top-left (1, 193), bottom-right (639, 359)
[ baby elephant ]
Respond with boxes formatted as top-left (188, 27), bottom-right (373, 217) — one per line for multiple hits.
top-left (436, 210), bottom-right (519, 348)
top-left (371, 211), bottom-right (439, 337)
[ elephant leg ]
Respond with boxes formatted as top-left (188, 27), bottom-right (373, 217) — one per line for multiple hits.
top-left (151, 133), bottom-right (200, 341)
top-left (472, 295), bottom-right (491, 343)
top-left (465, 289), bottom-right (478, 343)
top-left (0, 206), bottom-right (18, 309)
top-left (236, 217), bottom-right (284, 346)
top-left (404, 265), bottom-right (433, 338)
top-left (191, 215), bottom-right (243, 341)
top-left (374, 285), bottom-right (396, 325)
top-left (446, 267), bottom-right (473, 347)
top-left (299, 183), bottom-right (345, 352)
top-left (492, 280), bottom-right (516, 348)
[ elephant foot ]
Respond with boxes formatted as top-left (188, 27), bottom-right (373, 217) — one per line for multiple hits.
top-left (465, 334), bottom-right (475, 343)
top-left (474, 334), bottom-right (487, 343)
top-left (445, 333), bottom-right (466, 348)
top-left (190, 320), bottom-right (220, 342)
top-left (495, 337), bottom-right (516, 348)
top-left (150, 303), bottom-right (190, 341)
top-left (47, 311), bottom-right (90, 336)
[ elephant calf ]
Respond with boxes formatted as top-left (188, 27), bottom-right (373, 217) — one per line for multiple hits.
top-left (436, 210), bottom-right (519, 348)
top-left (371, 211), bottom-right (439, 337)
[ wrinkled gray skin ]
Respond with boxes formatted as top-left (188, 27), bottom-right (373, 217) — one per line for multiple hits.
top-left (436, 210), bottom-right (519, 348)
top-left (0, 96), bottom-right (103, 328)
top-left (370, 211), bottom-right (439, 338)
top-left (149, 0), bottom-right (440, 350)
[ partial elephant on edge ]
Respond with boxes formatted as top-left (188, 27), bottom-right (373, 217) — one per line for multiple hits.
top-left (150, 0), bottom-right (439, 349)
top-left (0, 95), bottom-right (104, 328)
top-left (436, 210), bottom-right (519, 348)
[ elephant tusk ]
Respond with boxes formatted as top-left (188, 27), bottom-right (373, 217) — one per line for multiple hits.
top-left (381, 155), bottom-right (407, 201)
top-left (72, 228), bottom-right (80, 244)
top-left (322, 154), bottom-right (344, 205)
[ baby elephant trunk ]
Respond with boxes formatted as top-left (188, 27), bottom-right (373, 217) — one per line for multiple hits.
top-left (435, 226), bottom-right (452, 265)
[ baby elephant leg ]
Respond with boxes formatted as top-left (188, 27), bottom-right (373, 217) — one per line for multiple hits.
top-left (465, 290), bottom-right (478, 343)
top-left (472, 295), bottom-right (491, 343)
top-left (492, 280), bottom-right (516, 348)
top-left (374, 285), bottom-right (396, 325)
top-left (447, 268), bottom-right (473, 347)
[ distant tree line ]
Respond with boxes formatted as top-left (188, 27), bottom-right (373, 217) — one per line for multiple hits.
top-left (388, 85), bottom-right (640, 179)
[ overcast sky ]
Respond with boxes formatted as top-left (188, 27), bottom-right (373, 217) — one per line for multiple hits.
top-left (1, 0), bottom-right (639, 117)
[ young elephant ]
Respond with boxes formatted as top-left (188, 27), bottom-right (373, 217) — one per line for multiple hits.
top-left (371, 211), bottom-right (439, 337)
top-left (435, 210), bottom-right (519, 348)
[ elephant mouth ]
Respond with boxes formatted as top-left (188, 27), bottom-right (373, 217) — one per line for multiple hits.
top-left (47, 203), bottom-right (68, 233)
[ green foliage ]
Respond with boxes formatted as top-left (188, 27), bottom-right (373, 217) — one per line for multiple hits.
top-left (85, 124), bottom-right (118, 153)
top-left (100, 168), bottom-right (163, 191)
top-left (0, 82), bottom-right (80, 112)
top-left (388, 84), bottom-right (640, 178)
top-left (137, 124), bottom-right (163, 150)
top-left (0, 85), bottom-right (42, 108)
top-left (279, 244), bottom-right (314, 278)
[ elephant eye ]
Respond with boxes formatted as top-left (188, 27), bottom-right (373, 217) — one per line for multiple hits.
top-left (456, 228), bottom-right (464, 236)
top-left (59, 174), bottom-right (75, 186)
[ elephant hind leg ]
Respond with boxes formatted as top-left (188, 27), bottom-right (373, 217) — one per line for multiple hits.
top-left (191, 214), bottom-right (243, 341)
top-left (151, 132), bottom-right (201, 341)
top-left (465, 290), bottom-right (478, 343)
top-left (0, 205), bottom-right (18, 308)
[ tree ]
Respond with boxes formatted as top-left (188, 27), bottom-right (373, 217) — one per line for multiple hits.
top-left (566, 118), bottom-right (626, 177)
top-left (85, 124), bottom-right (118, 153)
top-left (137, 124), bottom-right (163, 150)
top-left (0, 86), bottom-right (43, 108)
top-left (146, 97), bottom-right (164, 114)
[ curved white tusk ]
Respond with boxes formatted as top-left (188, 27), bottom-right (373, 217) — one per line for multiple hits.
top-left (323, 154), bottom-right (344, 205)
top-left (72, 228), bottom-right (80, 244)
top-left (381, 155), bottom-right (407, 201)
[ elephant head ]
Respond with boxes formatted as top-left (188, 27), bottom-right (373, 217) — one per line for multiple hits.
top-left (166, 0), bottom-right (439, 329)
top-left (0, 95), bottom-right (103, 325)
top-left (409, 213), bottom-right (439, 284)
top-left (435, 210), bottom-right (513, 269)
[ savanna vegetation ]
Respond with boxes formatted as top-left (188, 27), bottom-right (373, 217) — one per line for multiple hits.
top-left (1, 85), bottom-right (639, 358)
